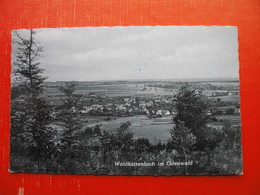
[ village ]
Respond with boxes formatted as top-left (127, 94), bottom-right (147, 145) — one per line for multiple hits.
top-left (39, 81), bottom-right (240, 132)
top-left (78, 94), bottom-right (175, 118)
top-left (45, 82), bottom-right (238, 116)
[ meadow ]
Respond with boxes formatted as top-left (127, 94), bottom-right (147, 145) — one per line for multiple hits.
top-left (81, 115), bottom-right (173, 143)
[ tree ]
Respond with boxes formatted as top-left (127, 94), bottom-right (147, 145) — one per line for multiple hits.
top-left (11, 85), bottom-right (23, 100)
top-left (134, 138), bottom-right (151, 153)
top-left (58, 82), bottom-right (83, 159)
top-left (173, 83), bottom-right (210, 150)
top-left (100, 121), bottom-right (134, 163)
top-left (171, 83), bottom-right (227, 174)
top-left (205, 122), bottom-right (242, 174)
top-left (11, 29), bottom-right (54, 170)
top-left (12, 29), bottom-right (46, 95)
top-left (170, 121), bottom-right (196, 174)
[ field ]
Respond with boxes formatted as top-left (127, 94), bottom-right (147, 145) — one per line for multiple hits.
top-left (81, 115), bottom-right (173, 143)
top-left (81, 114), bottom-right (241, 143)
top-left (45, 83), bottom-right (176, 98)
top-left (214, 95), bottom-right (240, 102)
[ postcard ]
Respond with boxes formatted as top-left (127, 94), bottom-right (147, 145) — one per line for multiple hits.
top-left (10, 26), bottom-right (242, 175)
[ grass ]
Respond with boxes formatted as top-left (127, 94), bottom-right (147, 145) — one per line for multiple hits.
top-left (82, 115), bottom-right (173, 143)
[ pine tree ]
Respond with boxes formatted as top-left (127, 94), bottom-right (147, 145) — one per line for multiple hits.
top-left (12, 29), bottom-right (46, 95)
top-left (58, 82), bottom-right (82, 159)
top-left (171, 83), bottom-right (226, 174)
top-left (170, 121), bottom-right (196, 174)
top-left (11, 29), bottom-right (54, 171)
top-left (173, 83), bottom-right (210, 150)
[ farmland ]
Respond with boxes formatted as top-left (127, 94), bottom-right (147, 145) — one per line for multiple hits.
top-left (44, 82), bottom-right (176, 98)
top-left (41, 79), bottom-right (241, 144)
top-left (81, 115), bottom-right (173, 143)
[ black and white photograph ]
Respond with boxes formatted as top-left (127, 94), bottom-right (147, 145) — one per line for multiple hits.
top-left (10, 26), bottom-right (242, 175)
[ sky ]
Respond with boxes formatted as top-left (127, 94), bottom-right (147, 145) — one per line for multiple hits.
top-left (12, 26), bottom-right (239, 82)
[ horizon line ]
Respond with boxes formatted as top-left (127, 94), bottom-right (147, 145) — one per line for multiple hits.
top-left (43, 77), bottom-right (239, 83)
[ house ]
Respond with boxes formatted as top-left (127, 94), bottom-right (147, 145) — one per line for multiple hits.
top-left (195, 90), bottom-right (202, 95)
top-left (156, 110), bottom-right (171, 116)
top-left (116, 104), bottom-right (127, 111)
top-left (89, 92), bottom-right (97, 98)
top-left (156, 110), bottom-right (163, 116)
top-left (140, 107), bottom-right (147, 113)
top-left (130, 97), bottom-right (136, 102)
top-left (106, 103), bottom-right (113, 108)
top-left (146, 100), bottom-right (153, 107)
top-left (91, 104), bottom-right (98, 110)
top-left (81, 106), bottom-right (91, 113)
top-left (125, 102), bottom-right (131, 106)
top-left (96, 104), bottom-right (104, 111)
top-left (124, 97), bottom-right (130, 102)
top-left (155, 99), bottom-right (161, 103)
top-left (139, 102), bottom-right (146, 108)
top-left (163, 110), bottom-right (171, 116)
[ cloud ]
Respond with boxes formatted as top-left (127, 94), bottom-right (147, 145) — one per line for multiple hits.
top-left (175, 43), bottom-right (208, 58)
top-left (12, 26), bottom-right (239, 81)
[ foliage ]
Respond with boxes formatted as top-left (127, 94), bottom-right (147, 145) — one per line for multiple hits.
top-left (133, 138), bottom-right (151, 153)
top-left (169, 121), bottom-right (196, 174)
top-left (57, 82), bottom-right (83, 160)
top-left (170, 122), bottom-right (196, 152)
top-left (174, 83), bottom-right (215, 150)
top-left (11, 29), bottom-right (55, 169)
top-left (174, 84), bottom-right (209, 135)
top-left (12, 29), bottom-right (46, 95)
top-left (11, 85), bottom-right (23, 100)
top-left (99, 121), bottom-right (134, 163)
